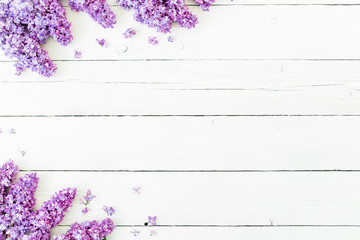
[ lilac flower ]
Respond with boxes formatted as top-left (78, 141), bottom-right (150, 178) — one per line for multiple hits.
top-left (0, 0), bottom-right (115, 77)
top-left (116, 0), bottom-right (213, 33)
top-left (0, 160), bottom-right (115, 240)
top-left (81, 189), bottom-right (96, 205)
top-left (193, 0), bottom-right (215, 11)
top-left (103, 205), bottom-right (115, 216)
top-left (53, 218), bottom-right (115, 240)
top-left (148, 37), bottom-right (159, 45)
top-left (82, 207), bottom-right (89, 214)
top-left (69, 0), bottom-right (117, 28)
top-left (0, 160), bottom-right (19, 205)
top-left (19, 149), bottom-right (26, 157)
top-left (148, 216), bottom-right (157, 226)
top-left (8, 128), bottom-right (16, 134)
top-left (168, 36), bottom-right (174, 42)
top-left (0, 0), bottom-right (70, 77)
top-left (131, 229), bottom-right (140, 237)
top-left (96, 38), bottom-right (108, 47)
top-left (74, 50), bottom-right (82, 59)
top-left (123, 28), bottom-right (137, 38)
top-left (150, 230), bottom-right (156, 236)
top-left (132, 186), bottom-right (141, 194)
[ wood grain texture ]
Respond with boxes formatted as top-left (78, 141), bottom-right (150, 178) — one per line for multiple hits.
top-left (1, 60), bottom-right (360, 115)
top-left (1, 117), bottom-right (360, 170)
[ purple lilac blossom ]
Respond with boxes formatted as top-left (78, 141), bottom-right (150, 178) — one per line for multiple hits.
top-left (53, 218), bottom-right (115, 240)
top-left (0, 173), bottom-right (39, 239)
top-left (19, 149), bottom-right (26, 157)
top-left (81, 189), bottom-right (96, 205)
top-left (148, 37), bottom-right (159, 45)
top-left (82, 207), bottom-right (89, 214)
top-left (131, 229), bottom-right (140, 237)
top-left (69, 0), bottom-right (116, 28)
top-left (193, 0), bottom-right (215, 11)
top-left (0, 0), bottom-right (114, 77)
top-left (168, 36), bottom-right (174, 42)
top-left (148, 216), bottom-right (157, 225)
top-left (96, 38), bottom-right (107, 47)
top-left (116, 0), bottom-right (213, 33)
top-left (103, 205), bottom-right (115, 216)
top-left (123, 28), bottom-right (136, 38)
top-left (74, 50), bottom-right (82, 59)
top-left (0, 160), bottom-right (19, 204)
top-left (0, 0), bottom-right (70, 77)
top-left (0, 160), bottom-right (115, 240)
top-left (132, 186), bottom-right (141, 194)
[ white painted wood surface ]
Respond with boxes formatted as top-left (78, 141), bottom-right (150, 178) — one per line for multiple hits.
top-left (1, 0), bottom-right (360, 239)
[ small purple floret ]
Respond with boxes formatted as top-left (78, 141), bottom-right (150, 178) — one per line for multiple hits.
top-left (148, 37), bottom-right (159, 45)
top-left (103, 205), bottom-right (115, 216)
top-left (96, 38), bottom-right (107, 47)
top-left (74, 50), bottom-right (82, 59)
top-left (123, 28), bottom-right (137, 38)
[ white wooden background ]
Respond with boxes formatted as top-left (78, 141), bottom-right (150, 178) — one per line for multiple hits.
top-left (2, 0), bottom-right (360, 239)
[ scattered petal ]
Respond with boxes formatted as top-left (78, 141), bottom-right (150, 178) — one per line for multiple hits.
top-left (131, 229), bottom-right (140, 237)
top-left (74, 50), bottom-right (82, 59)
top-left (148, 37), bottom-right (159, 45)
top-left (80, 189), bottom-right (96, 205)
top-left (103, 205), bottom-right (115, 216)
top-left (123, 28), bottom-right (137, 38)
top-left (8, 128), bottom-right (16, 134)
top-left (96, 38), bottom-right (108, 47)
top-left (19, 149), bottom-right (26, 157)
top-left (168, 36), bottom-right (174, 42)
top-left (148, 216), bottom-right (157, 226)
top-left (132, 186), bottom-right (142, 194)
top-left (82, 207), bottom-right (88, 214)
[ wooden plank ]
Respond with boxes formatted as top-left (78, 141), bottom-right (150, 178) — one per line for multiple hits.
top-left (51, 227), bottom-right (360, 240)
top-left (3, 60), bottom-right (360, 85)
top-left (17, 171), bottom-right (360, 225)
top-left (0, 79), bottom-right (358, 115)
top-left (2, 6), bottom-right (360, 62)
top-left (2, 117), bottom-right (360, 170)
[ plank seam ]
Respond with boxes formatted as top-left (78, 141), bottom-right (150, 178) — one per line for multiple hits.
top-left (19, 170), bottom-right (360, 172)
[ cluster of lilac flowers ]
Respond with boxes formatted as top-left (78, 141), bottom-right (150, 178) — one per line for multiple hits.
top-left (117, 0), bottom-right (214, 33)
top-left (1, 0), bottom-right (214, 77)
top-left (69, 0), bottom-right (116, 29)
top-left (0, 160), bottom-right (115, 240)
top-left (0, 0), bottom-right (115, 77)
top-left (53, 219), bottom-right (115, 240)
